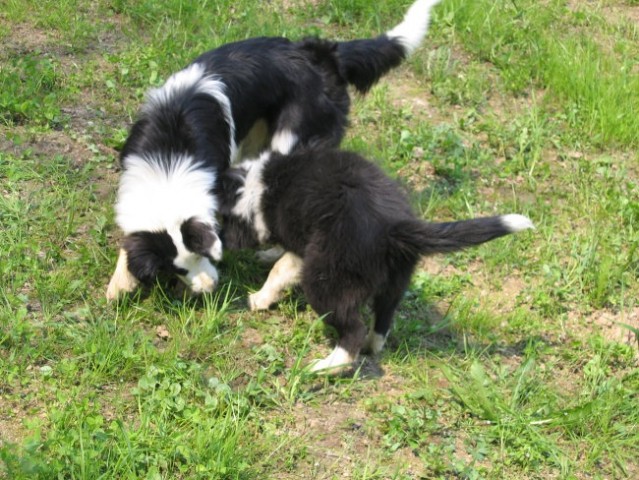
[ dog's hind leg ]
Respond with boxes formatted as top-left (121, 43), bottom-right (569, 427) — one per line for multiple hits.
top-left (106, 249), bottom-right (140, 301)
top-left (249, 251), bottom-right (303, 310)
top-left (303, 269), bottom-right (368, 373)
top-left (308, 300), bottom-right (367, 374)
top-left (363, 270), bottom-right (413, 355)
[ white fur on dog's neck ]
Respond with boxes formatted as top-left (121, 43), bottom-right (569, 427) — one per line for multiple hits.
top-left (233, 152), bottom-right (272, 243)
top-left (116, 153), bottom-right (218, 235)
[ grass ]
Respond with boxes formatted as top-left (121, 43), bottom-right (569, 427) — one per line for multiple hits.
top-left (1, 0), bottom-right (638, 478)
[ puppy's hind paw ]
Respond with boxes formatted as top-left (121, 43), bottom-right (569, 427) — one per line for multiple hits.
top-left (308, 346), bottom-right (355, 375)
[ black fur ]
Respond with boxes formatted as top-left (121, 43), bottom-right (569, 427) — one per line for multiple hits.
top-left (190, 34), bottom-right (408, 152)
top-left (180, 217), bottom-right (219, 260)
top-left (218, 149), bottom-right (531, 363)
top-left (123, 231), bottom-right (187, 284)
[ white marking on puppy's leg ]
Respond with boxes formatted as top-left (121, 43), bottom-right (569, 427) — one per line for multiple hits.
top-left (270, 129), bottom-right (298, 155)
top-left (249, 252), bottom-right (303, 310)
top-left (363, 330), bottom-right (388, 355)
top-left (309, 346), bottom-right (355, 374)
top-left (106, 249), bottom-right (140, 301)
top-left (256, 245), bottom-right (285, 265)
top-left (501, 214), bottom-right (535, 232)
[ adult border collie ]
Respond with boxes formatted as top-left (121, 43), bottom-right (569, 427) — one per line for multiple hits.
top-left (106, 0), bottom-right (442, 300)
top-left (216, 149), bottom-right (534, 373)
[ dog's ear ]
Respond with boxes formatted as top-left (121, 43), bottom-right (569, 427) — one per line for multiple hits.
top-left (123, 231), bottom-right (177, 284)
top-left (214, 168), bottom-right (246, 215)
top-left (180, 217), bottom-right (222, 261)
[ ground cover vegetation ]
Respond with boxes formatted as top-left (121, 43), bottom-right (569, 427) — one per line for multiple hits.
top-left (1, 0), bottom-right (638, 478)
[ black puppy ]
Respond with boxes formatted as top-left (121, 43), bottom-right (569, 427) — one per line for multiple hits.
top-left (217, 150), bottom-right (533, 372)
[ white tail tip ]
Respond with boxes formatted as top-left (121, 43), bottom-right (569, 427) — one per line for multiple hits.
top-left (386, 0), bottom-right (442, 55)
top-left (501, 214), bottom-right (535, 232)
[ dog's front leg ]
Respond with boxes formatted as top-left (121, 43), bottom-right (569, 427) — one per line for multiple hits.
top-left (106, 249), bottom-right (139, 301)
top-left (249, 251), bottom-right (303, 310)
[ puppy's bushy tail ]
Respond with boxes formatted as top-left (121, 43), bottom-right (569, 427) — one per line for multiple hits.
top-left (389, 214), bottom-right (534, 258)
top-left (336, 0), bottom-right (440, 93)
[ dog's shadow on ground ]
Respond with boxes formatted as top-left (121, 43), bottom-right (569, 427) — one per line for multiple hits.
top-left (316, 291), bottom-right (555, 382)
top-left (143, 250), bottom-right (547, 382)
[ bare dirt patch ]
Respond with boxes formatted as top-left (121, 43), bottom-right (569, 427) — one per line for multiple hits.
top-left (2, 127), bottom-right (97, 165)
top-left (383, 70), bottom-right (454, 125)
top-left (0, 376), bottom-right (49, 448)
top-left (567, 0), bottom-right (639, 28)
top-left (0, 21), bottom-right (54, 56)
top-left (566, 307), bottom-right (639, 349)
top-left (279, 0), bottom-right (323, 9)
top-left (397, 146), bottom-right (438, 191)
top-left (274, 378), bottom-right (429, 479)
top-left (0, 408), bottom-right (27, 447)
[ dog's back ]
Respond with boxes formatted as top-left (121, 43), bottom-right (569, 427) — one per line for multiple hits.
top-left (261, 149), bottom-right (532, 273)
top-left (262, 150), bottom-right (416, 270)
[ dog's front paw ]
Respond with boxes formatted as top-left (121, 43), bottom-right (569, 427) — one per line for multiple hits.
top-left (106, 269), bottom-right (139, 301)
top-left (248, 291), bottom-right (273, 311)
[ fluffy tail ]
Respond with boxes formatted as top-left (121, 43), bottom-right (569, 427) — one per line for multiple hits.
top-left (390, 214), bottom-right (534, 258)
top-left (336, 0), bottom-right (441, 92)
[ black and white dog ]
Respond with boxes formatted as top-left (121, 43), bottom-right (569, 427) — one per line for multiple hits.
top-left (106, 0), bottom-right (442, 300)
top-left (216, 149), bottom-right (534, 372)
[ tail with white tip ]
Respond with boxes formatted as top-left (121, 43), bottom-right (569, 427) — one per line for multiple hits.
top-left (389, 214), bottom-right (534, 258)
top-left (336, 0), bottom-right (441, 92)
top-left (386, 0), bottom-right (442, 55)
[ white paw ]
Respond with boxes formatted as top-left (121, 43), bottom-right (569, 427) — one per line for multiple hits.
top-left (106, 281), bottom-right (121, 302)
top-left (106, 270), bottom-right (139, 301)
top-left (308, 346), bottom-right (355, 374)
top-left (248, 291), bottom-right (273, 311)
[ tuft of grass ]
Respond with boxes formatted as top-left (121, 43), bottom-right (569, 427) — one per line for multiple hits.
top-left (0, 56), bottom-right (64, 127)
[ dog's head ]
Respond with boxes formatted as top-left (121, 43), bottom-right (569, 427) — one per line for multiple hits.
top-left (122, 217), bottom-right (223, 293)
top-left (216, 165), bottom-right (263, 251)
top-left (113, 153), bottom-right (227, 295)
